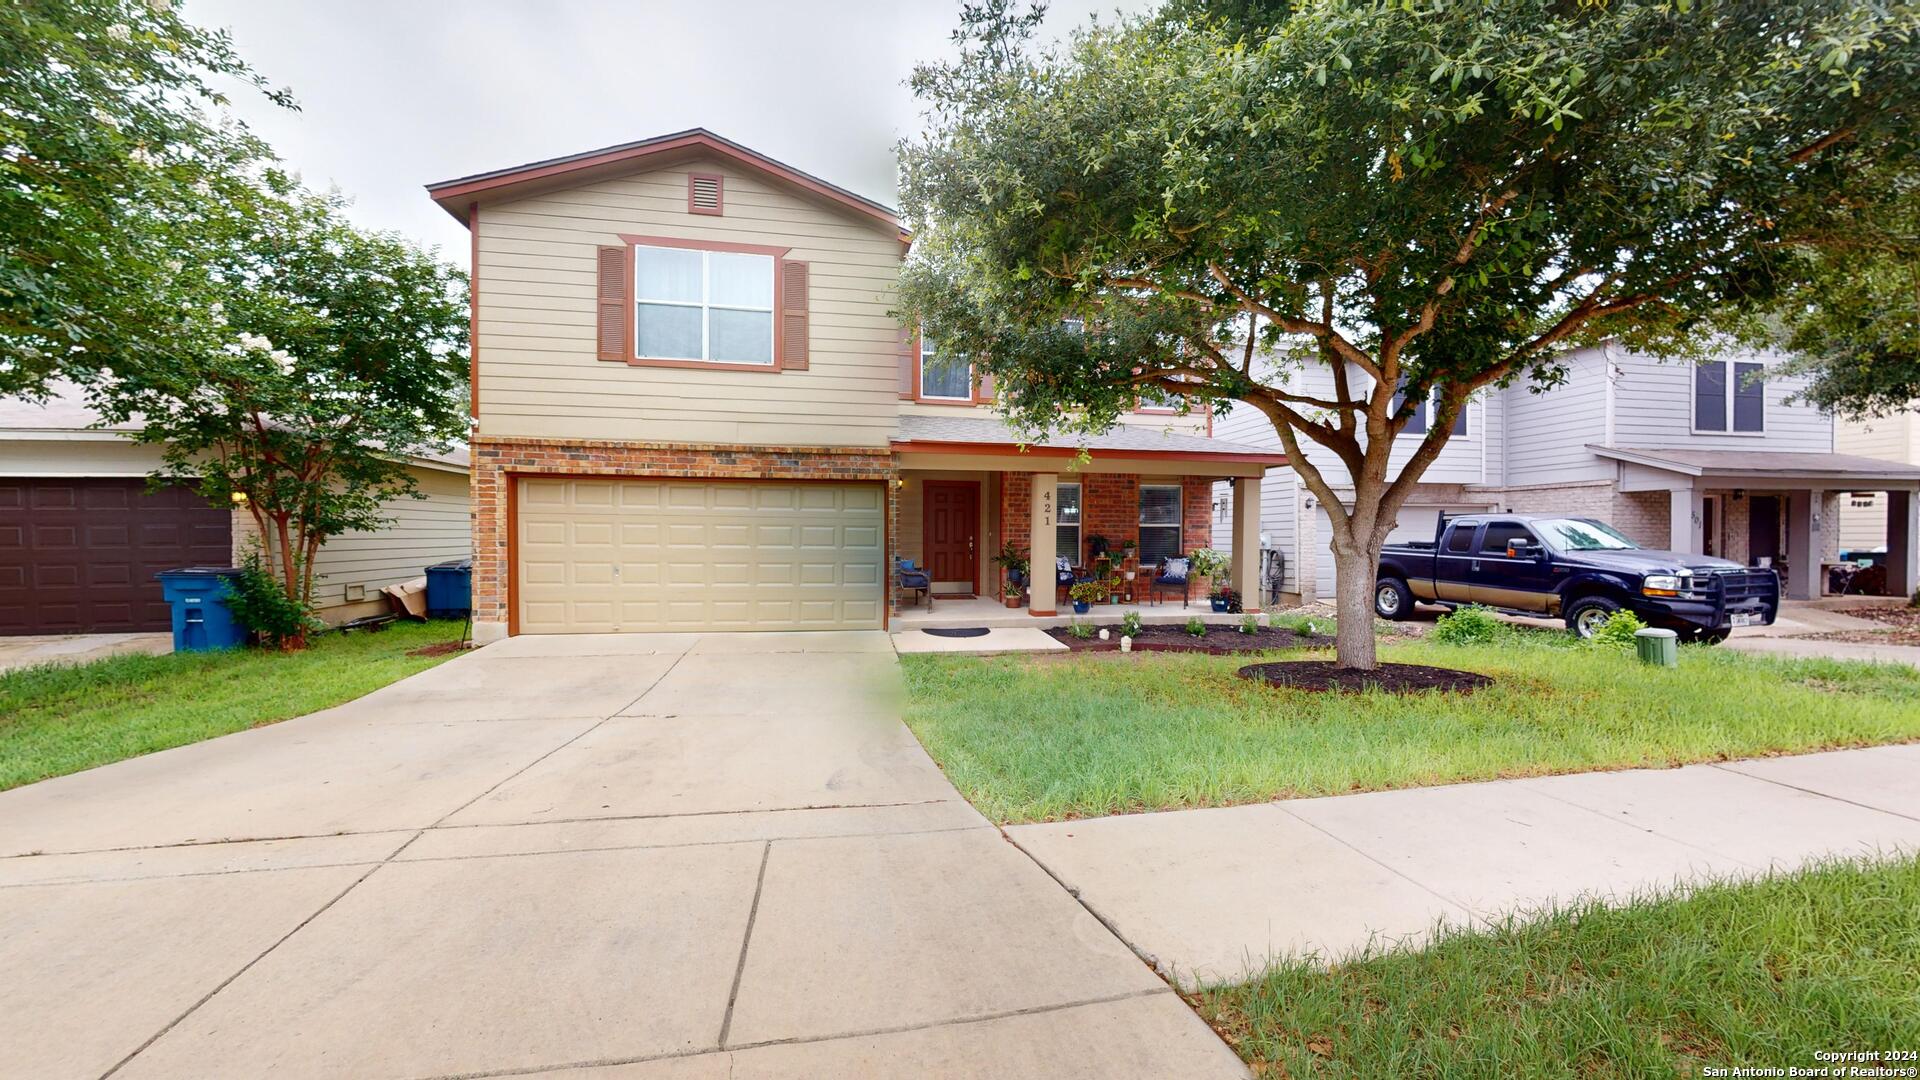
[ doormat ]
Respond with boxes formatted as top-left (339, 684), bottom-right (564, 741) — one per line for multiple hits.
top-left (922, 627), bottom-right (991, 638)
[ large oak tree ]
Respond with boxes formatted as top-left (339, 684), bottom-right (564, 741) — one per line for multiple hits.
top-left (896, 0), bottom-right (1920, 668)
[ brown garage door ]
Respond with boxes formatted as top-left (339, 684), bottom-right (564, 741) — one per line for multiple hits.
top-left (0, 479), bottom-right (233, 635)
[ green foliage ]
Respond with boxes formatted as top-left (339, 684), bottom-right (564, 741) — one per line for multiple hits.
top-left (1188, 548), bottom-right (1230, 587)
top-left (89, 185), bottom-right (468, 606)
top-left (1068, 620), bottom-right (1096, 639)
top-left (1121, 609), bottom-right (1144, 638)
top-left (1185, 616), bottom-right (1208, 637)
top-left (1068, 580), bottom-right (1106, 604)
top-left (1591, 608), bottom-right (1649, 648)
top-left (223, 546), bottom-right (319, 649)
top-left (0, 0), bottom-right (292, 395)
top-left (1270, 611), bottom-right (1334, 637)
top-left (1239, 613), bottom-right (1261, 635)
top-left (1198, 857), bottom-right (1920, 1079)
top-left (897, 0), bottom-right (1920, 668)
top-left (1432, 604), bottom-right (1506, 646)
top-left (991, 543), bottom-right (1029, 576)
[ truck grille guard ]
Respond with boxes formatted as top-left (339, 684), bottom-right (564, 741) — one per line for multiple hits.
top-left (1703, 567), bottom-right (1780, 624)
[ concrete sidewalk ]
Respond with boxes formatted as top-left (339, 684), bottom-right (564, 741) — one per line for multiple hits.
top-left (1009, 744), bottom-right (1920, 989)
top-left (0, 631), bottom-right (1246, 1080)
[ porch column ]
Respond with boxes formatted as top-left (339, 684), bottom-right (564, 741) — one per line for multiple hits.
top-left (1888, 489), bottom-right (1918, 598)
top-left (1785, 489), bottom-right (1823, 600)
top-left (1668, 486), bottom-right (1704, 554)
top-left (1028, 472), bottom-right (1058, 616)
top-left (1230, 476), bottom-right (1263, 613)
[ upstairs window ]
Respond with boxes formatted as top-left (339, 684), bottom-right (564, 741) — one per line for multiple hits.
top-left (1391, 380), bottom-right (1468, 435)
top-left (633, 244), bottom-right (774, 365)
top-left (1694, 359), bottom-right (1765, 433)
top-left (1138, 484), bottom-right (1184, 564)
top-left (919, 336), bottom-right (974, 401)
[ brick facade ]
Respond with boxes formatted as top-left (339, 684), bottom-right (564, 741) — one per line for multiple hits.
top-left (470, 437), bottom-right (894, 636)
top-left (991, 471), bottom-right (1215, 603)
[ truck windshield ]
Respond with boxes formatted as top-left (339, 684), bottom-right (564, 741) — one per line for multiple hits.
top-left (1534, 518), bottom-right (1638, 551)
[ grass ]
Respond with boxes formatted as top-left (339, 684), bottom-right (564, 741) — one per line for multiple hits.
top-left (0, 620), bottom-right (466, 791)
top-left (1193, 856), bottom-right (1920, 1078)
top-left (899, 636), bottom-right (1920, 823)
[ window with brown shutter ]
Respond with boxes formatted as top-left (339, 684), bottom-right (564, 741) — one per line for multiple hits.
top-left (595, 245), bottom-right (630, 361)
top-left (779, 259), bottom-right (809, 370)
top-left (688, 173), bottom-right (724, 216)
top-left (898, 328), bottom-right (916, 398)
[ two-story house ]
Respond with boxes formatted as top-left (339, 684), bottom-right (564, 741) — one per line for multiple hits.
top-left (1213, 343), bottom-right (1920, 604)
top-left (428, 130), bottom-right (1280, 642)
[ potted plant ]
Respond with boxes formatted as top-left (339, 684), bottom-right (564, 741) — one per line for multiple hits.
top-left (991, 544), bottom-right (1030, 588)
top-left (1087, 533), bottom-right (1111, 560)
top-left (1001, 582), bottom-right (1023, 609)
top-left (1189, 548), bottom-right (1230, 611)
top-left (1117, 535), bottom-right (1138, 562)
top-left (1068, 580), bottom-right (1104, 615)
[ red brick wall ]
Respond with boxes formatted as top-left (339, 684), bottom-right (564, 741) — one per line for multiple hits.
top-left (470, 437), bottom-right (894, 629)
top-left (994, 472), bottom-right (1215, 602)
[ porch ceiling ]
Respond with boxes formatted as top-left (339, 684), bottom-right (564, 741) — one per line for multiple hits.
top-left (1590, 445), bottom-right (1920, 490)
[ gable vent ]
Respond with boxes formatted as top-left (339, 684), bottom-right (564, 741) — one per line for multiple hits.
top-left (688, 172), bottom-right (724, 216)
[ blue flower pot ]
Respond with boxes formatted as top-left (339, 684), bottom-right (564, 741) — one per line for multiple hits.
top-left (1072, 601), bottom-right (1091, 614)
top-left (1210, 597), bottom-right (1229, 613)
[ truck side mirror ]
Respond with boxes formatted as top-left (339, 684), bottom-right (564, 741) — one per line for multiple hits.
top-left (1507, 540), bottom-right (1542, 559)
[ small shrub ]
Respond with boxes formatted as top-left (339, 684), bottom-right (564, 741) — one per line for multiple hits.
top-left (1238, 614), bottom-right (1260, 634)
top-left (1120, 610), bottom-right (1144, 638)
top-left (1591, 608), bottom-right (1648, 648)
top-left (1431, 604), bottom-right (1504, 646)
top-left (1269, 611), bottom-right (1333, 636)
top-left (224, 547), bottom-right (320, 650)
top-left (1068, 621), bottom-right (1096, 640)
top-left (1185, 616), bottom-right (1208, 638)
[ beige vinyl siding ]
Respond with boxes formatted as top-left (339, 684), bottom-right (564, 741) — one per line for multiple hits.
top-left (233, 465), bottom-right (471, 619)
top-left (0, 436), bottom-right (171, 478)
top-left (474, 159), bottom-right (903, 447)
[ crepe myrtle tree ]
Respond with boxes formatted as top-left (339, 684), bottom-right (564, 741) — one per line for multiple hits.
top-left (91, 181), bottom-right (468, 640)
top-left (896, 0), bottom-right (1920, 669)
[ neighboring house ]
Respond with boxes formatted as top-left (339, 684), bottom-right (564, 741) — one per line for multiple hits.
top-left (1835, 406), bottom-right (1920, 555)
top-left (0, 387), bottom-right (472, 635)
top-left (1214, 343), bottom-right (1920, 603)
top-left (428, 129), bottom-right (1279, 641)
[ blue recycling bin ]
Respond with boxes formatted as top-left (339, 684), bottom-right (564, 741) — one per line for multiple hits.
top-left (155, 567), bottom-right (247, 652)
top-left (425, 559), bottom-right (473, 618)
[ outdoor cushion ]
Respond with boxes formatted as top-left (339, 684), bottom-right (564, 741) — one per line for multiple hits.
top-left (1156, 557), bottom-right (1190, 584)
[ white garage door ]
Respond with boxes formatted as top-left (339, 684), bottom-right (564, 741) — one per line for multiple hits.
top-left (516, 478), bottom-right (884, 634)
top-left (1313, 505), bottom-right (1448, 597)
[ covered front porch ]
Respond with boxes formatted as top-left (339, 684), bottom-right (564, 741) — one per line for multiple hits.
top-left (889, 417), bottom-right (1284, 618)
top-left (1594, 446), bottom-right (1920, 600)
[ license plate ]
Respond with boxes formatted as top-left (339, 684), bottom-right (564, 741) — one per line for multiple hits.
top-left (1729, 613), bottom-right (1757, 627)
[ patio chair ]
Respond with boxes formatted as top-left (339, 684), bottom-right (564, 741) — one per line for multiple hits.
top-left (1054, 556), bottom-right (1092, 606)
top-left (895, 557), bottom-right (932, 611)
top-left (1149, 556), bottom-right (1190, 607)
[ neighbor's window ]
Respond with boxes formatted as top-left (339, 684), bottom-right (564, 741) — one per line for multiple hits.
top-left (919, 335), bottom-right (973, 400)
top-left (1694, 359), bottom-right (1765, 432)
top-left (1534, 518), bottom-right (1638, 551)
top-left (633, 244), bottom-right (774, 364)
top-left (1391, 380), bottom-right (1469, 435)
top-left (1056, 482), bottom-right (1082, 562)
top-left (1139, 484), bottom-right (1183, 564)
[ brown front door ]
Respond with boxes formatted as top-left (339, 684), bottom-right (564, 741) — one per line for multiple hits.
top-left (922, 480), bottom-right (979, 595)
top-left (0, 478), bottom-right (233, 635)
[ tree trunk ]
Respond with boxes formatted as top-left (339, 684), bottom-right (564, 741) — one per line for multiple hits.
top-left (1329, 543), bottom-right (1383, 669)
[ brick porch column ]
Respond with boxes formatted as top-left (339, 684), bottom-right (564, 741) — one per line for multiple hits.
top-left (1230, 476), bottom-right (1263, 613)
top-left (1029, 472), bottom-right (1058, 616)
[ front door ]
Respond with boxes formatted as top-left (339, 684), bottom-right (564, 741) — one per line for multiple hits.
top-left (923, 480), bottom-right (980, 596)
top-left (1749, 495), bottom-right (1781, 568)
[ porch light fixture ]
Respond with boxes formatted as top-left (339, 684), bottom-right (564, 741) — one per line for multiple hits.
top-left (230, 491), bottom-right (249, 506)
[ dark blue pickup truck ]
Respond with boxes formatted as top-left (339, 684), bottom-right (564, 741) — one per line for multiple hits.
top-left (1375, 513), bottom-right (1779, 643)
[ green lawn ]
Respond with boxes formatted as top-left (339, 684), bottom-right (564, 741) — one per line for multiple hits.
top-left (0, 620), bottom-right (466, 791)
top-left (899, 638), bottom-right (1920, 823)
top-left (1194, 856), bottom-right (1920, 1078)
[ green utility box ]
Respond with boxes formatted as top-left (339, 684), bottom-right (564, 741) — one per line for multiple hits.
top-left (1634, 627), bottom-right (1679, 668)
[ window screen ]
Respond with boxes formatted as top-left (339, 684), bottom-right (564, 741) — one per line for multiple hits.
top-left (1056, 483), bottom-right (1082, 563)
top-left (1695, 362), bottom-right (1727, 431)
top-left (1138, 485), bottom-right (1183, 564)
top-left (633, 245), bottom-right (774, 364)
top-left (1732, 362), bottom-right (1765, 432)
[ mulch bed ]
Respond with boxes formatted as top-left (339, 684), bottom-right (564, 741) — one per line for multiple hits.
top-left (1237, 660), bottom-right (1495, 694)
top-left (1045, 623), bottom-right (1332, 655)
top-left (406, 641), bottom-right (467, 658)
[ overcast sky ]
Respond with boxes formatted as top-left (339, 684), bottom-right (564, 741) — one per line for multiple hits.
top-left (182, 0), bottom-right (1150, 259)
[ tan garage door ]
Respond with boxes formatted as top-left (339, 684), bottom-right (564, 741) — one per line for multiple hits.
top-left (516, 478), bottom-right (884, 634)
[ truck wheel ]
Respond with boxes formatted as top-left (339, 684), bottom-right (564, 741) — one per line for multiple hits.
top-left (1565, 596), bottom-right (1620, 639)
top-left (1374, 578), bottom-right (1414, 620)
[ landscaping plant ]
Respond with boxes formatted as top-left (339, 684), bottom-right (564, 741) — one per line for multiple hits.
top-left (223, 545), bottom-right (321, 650)
top-left (1431, 605), bottom-right (1505, 646)
top-left (1185, 616), bottom-right (1208, 638)
top-left (1120, 610), bottom-right (1144, 638)
top-left (1591, 608), bottom-right (1650, 649)
top-left (1188, 548), bottom-right (1230, 601)
top-left (1238, 614), bottom-right (1260, 635)
top-left (1068, 580), bottom-right (1106, 607)
top-left (896, 0), bottom-right (1920, 671)
top-left (1069, 620), bottom-right (1096, 640)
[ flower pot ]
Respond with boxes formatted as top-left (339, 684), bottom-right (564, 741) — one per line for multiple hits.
top-left (1008, 569), bottom-right (1026, 587)
top-left (1210, 597), bottom-right (1229, 613)
top-left (1004, 595), bottom-right (1022, 609)
top-left (1072, 600), bottom-right (1091, 614)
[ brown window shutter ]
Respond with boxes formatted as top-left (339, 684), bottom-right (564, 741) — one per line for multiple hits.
top-left (595, 245), bottom-right (629, 362)
top-left (976, 371), bottom-right (996, 402)
top-left (898, 327), bottom-right (916, 398)
top-left (779, 259), bottom-right (810, 370)
top-left (688, 172), bottom-right (724, 216)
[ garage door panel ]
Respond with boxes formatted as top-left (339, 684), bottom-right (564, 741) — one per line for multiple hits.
top-left (517, 479), bottom-right (884, 634)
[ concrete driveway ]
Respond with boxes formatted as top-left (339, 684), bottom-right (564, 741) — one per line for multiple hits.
top-left (0, 632), bottom-right (1244, 1080)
